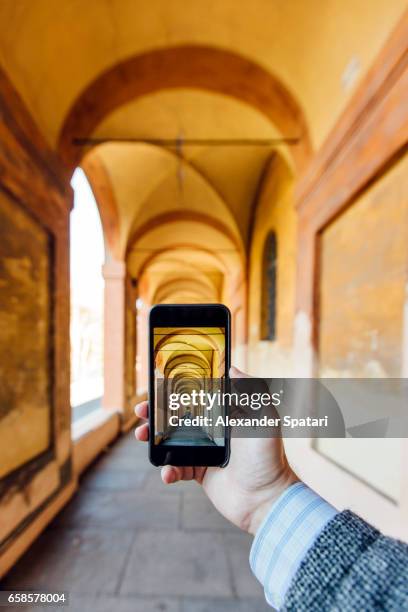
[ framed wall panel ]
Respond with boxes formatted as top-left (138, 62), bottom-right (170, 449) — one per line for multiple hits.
top-left (0, 65), bottom-right (73, 571)
top-left (0, 189), bottom-right (54, 480)
top-left (290, 11), bottom-right (408, 538)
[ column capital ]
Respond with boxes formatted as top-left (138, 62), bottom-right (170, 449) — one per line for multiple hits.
top-left (102, 260), bottom-right (126, 281)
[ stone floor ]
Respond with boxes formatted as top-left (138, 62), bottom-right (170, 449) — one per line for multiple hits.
top-left (3, 432), bottom-right (271, 612)
top-left (162, 425), bottom-right (216, 446)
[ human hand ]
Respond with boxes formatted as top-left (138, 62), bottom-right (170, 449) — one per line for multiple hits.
top-left (135, 366), bottom-right (298, 535)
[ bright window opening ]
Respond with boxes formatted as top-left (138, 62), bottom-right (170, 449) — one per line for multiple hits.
top-left (70, 168), bottom-right (104, 419)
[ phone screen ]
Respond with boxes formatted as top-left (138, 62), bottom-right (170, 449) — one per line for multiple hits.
top-left (153, 326), bottom-right (226, 448)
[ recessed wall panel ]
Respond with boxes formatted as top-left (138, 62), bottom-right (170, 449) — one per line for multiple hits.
top-left (0, 190), bottom-right (52, 479)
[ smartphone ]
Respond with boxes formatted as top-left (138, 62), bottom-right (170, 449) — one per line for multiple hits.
top-left (149, 303), bottom-right (231, 467)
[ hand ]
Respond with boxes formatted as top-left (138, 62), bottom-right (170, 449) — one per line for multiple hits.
top-left (135, 366), bottom-right (299, 535)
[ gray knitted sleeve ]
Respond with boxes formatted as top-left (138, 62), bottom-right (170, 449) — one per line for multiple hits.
top-left (282, 510), bottom-right (408, 611)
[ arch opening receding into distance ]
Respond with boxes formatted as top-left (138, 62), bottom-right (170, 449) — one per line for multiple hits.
top-left (70, 44), bottom-right (304, 367)
top-left (58, 45), bottom-right (312, 172)
top-left (82, 141), bottom-right (248, 264)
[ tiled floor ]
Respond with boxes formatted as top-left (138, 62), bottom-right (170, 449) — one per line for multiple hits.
top-left (3, 433), bottom-right (270, 611)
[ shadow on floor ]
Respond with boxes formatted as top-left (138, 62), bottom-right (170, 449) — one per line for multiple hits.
top-left (2, 432), bottom-right (270, 612)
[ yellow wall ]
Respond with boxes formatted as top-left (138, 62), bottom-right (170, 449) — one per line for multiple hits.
top-left (319, 153), bottom-right (408, 377)
top-left (248, 155), bottom-right (297, 376)
top-left (0, 189), bottom-right (51, 478)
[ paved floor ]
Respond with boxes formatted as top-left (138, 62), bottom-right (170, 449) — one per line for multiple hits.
top-left (3, 433), bottom-right (271, 612)
top-left (162, 425), bottom-right (216, 446)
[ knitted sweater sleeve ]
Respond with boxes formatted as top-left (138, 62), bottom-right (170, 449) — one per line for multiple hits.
top-left (282, 510), bottom-right (408, 611)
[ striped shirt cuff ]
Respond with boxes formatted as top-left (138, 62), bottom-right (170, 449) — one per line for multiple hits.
top-left (249, 482), bottom-right (337, 610)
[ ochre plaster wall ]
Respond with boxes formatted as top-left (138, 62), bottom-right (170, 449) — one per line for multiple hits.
top-left (318, 153), bottom-right (408, 377)
top-left (247, 155), bottom-right (297, 376)
top-left (0, 190), bottom-right (52, 478)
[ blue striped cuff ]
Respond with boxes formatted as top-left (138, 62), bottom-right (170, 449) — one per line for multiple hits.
top-left (249, 482), bottom-right (337, 610)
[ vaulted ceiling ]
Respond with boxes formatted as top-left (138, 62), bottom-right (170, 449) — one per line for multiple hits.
top-left (0, 0), bottom-right (404, 305)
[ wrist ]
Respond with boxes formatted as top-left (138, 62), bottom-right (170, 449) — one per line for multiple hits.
top-left (248, 468), bottom-right (300, 536)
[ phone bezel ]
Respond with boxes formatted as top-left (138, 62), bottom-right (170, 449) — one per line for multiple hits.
top-left (148, 303), bottom-right (231, 467)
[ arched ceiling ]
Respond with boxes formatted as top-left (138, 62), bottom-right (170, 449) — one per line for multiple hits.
top-left (154, 327), bottom-right (225, 378)
top-left (139, 253), bottom-right (225, 305)
top-left (137, 248), bottom-right (226, 304)
top-left (0, 0), bottom-right (404, 308)
top-left (0, 0), bottom-right (405, 149)
top-left (87, 141), bottom-right (243, 250)
top-left (58, 45), bottom-right (310, 171)
top-left (81, 92), bottom-right (286, 274)
top-left (82, 136), bottom-right (252, 307)
top-left (128, 220), bottom-right (243, 279)
top-left (93, 89), bottom-right (280, 142)
top-left (154, 327), bottom-right (225, 382)
top-left (93, 89), bottom-right (288, 237)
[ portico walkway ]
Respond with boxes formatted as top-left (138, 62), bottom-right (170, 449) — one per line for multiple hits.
top-left (161, 425), bottom-right (217, 446)
top-left (3, 433), bottom-right (270, 612)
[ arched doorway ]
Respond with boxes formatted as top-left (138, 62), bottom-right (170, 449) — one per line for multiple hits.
top-left (70, 168), bottom-right (104, 419)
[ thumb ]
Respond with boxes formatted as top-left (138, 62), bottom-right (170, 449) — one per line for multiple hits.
top-left (229, 365), bottom-right (251, 378)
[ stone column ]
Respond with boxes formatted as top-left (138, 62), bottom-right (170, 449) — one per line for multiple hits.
top-left (103, 261), bottom-right (137, 421)
top-left (124, 275), bottom-right (137, 411)
top-left (102, 261), bottom-right (126, 412)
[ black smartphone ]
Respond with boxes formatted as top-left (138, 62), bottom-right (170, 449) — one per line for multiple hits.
top-left (149, 303), bottom-right (231, 467)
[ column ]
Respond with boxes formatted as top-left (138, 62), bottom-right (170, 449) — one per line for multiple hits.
top-left (125, 275), bottom-right (137, 411)
top-left (102, 261), bottom-right (126, 412)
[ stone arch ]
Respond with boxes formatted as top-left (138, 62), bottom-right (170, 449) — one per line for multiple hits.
top-left (82, 142), bottom-right (246, 262)
top-left (128, 209), bottom-right (243, 258)
top-left (59, 45), bottom-right (312, 171)
top-left (81, 152), bottom-right (121, 258)
top-left (153, 276), bottom-right (217, 304)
